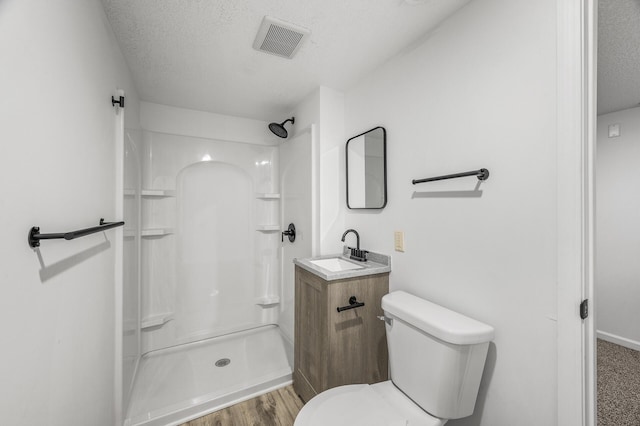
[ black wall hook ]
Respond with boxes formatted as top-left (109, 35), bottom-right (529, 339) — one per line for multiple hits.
top-left (111, 96), bottom-right (125, 108)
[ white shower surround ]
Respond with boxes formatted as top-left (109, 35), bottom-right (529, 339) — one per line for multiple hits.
top-left (123, 128), bottom-right (143, 414)
top-left (120, 103), bottom-right (303, 425)
top-left (139, 130), bottom-right (281, 353)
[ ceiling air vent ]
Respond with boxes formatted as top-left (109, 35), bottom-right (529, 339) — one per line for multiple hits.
top-left (253, 16), bottom-right (310, 59)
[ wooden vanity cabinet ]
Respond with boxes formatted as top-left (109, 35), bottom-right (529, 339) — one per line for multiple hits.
top-left (293, 265), bottom-right (389, 403)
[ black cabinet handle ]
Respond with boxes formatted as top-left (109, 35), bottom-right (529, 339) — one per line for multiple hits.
top-left (337, 296), bottom-right (365, 312)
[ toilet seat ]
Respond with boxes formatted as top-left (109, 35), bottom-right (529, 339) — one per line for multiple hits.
top-left (294, 381), bottom-right (445, 426)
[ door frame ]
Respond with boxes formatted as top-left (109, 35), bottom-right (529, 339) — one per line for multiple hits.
top-left (556, 0), bottom-right (597, 424)
top-left (113, 88), bottom-right (126, 425)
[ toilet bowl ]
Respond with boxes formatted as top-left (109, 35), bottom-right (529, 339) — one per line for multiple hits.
top-left (294, 381), bottom-right (445, 426)
top-left (294, 291), bottom-right (494, 426)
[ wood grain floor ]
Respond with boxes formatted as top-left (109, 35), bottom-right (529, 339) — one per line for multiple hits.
top-left (181, 385), bottom-right (304, 426)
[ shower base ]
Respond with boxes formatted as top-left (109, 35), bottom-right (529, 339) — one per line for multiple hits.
top-left (125, 325), bottom-right (293, 426)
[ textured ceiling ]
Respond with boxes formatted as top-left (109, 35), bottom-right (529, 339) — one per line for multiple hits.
top-left (598, 0), bottom-right (640, 115)
top-left (101, 0), bottom-right (471, 121)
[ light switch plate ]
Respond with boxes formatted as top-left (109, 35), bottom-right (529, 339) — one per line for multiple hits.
top-left (394, 231), bottom-right (404, 252)
top-left (608, 123), bottom-right (620, 138)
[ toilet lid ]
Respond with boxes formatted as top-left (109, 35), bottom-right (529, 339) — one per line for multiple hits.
top-left (294, 383), bottom-right (443, 426)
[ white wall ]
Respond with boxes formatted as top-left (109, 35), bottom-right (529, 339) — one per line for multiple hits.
top-left (343, 0), bottom-right (558, 424)
top-left (318, 87), bottom-right (346, 253)
top-left (0, 1), bottom-right (139, 425)
top-left (140, 101), bottom-right (280, 146)
top-left (596, 106), bottom-right (640, 350)
top-left (291, 87), bottom-right (345, 255)
top-left (289, 89), bottom-right (321, 256)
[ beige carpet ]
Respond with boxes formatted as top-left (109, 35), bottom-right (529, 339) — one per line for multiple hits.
top-left (598, 339), bottom-right (640, 425)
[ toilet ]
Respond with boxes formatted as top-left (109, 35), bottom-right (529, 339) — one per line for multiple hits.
top-left (294, 290), bottom-right (495, 426)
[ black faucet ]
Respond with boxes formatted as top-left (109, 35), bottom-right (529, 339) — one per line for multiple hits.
top-left (341, 229), bottom-right (367, 262)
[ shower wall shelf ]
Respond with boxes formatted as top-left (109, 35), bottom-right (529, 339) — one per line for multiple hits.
top-left (123, 189), bottom-right (176, 197)
top-left (141, 228), bottom-right (174, 237)
top-left (255, 296), bottom-right (280, 306)
top-left (141, 312), bottom-right (174, 329)
top-left (256, 193), bottom-right (280, 199)
top-left (256, 225), bottom-right (280, 232)
top-left (142, 189), bottom-right (176, 197)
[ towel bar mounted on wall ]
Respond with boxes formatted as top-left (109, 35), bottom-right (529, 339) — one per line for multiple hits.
top-left (412, 168), bottom-right (490, 185)
top-left (28, 218), bottom-right (125, 248)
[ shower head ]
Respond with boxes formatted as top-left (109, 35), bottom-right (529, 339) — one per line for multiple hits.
top-left (268, 117), bottom-right (295, 138)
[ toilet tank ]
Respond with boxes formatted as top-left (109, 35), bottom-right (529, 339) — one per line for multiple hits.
top-left (381, 291), bottom-right (494, 420)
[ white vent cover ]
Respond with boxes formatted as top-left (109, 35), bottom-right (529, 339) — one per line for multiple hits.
top-left (253, 16), bottom-right (310, 59)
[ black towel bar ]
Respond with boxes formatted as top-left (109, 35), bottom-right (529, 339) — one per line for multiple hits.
top-left (412, 168), bottom-right (489, 185)
top-left (28, 218), bottom-right (125, 248)
top-left (337, 296), bottom-right (365, 312)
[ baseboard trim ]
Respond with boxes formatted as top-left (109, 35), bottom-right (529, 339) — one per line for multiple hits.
top-left (597, 330), bottom-right (640, 351)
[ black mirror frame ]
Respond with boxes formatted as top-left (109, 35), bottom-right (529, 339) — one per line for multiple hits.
top-left (346, 126), bottom-right (387, 210)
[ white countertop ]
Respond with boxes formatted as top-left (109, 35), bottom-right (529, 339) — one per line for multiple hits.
top-left (293, 248), bottom-right (391, 281)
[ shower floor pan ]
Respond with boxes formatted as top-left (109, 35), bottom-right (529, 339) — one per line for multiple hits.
top-left (125, 325), bottom-right (293, 426)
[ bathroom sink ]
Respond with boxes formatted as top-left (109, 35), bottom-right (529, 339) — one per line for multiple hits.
top-left (294, 250), bottom-right (390, 281)
top-left (309, 258), bottom-right (364, 272)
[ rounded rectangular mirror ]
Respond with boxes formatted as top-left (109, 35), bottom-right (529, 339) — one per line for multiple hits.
top-left (346, 126), bottom-right (387, 209)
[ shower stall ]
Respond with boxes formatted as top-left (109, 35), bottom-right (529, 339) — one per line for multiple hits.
top-left (121, 123), bottom-right (314, 426)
